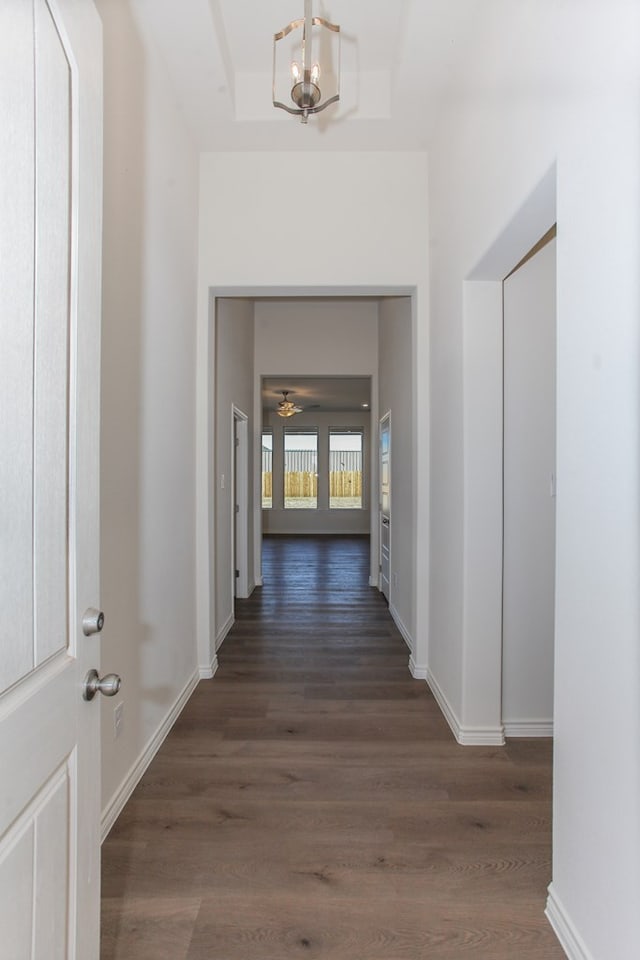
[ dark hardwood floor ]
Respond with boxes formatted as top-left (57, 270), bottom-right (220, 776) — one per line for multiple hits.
top-left (101, 534), bottom-right (563, 959)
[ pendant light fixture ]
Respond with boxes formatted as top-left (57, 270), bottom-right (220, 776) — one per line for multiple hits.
top-left (273, 0), bottom-right (341, 124)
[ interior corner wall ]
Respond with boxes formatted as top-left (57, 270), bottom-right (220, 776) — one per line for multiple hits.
top-left (427, 1), bottom-right (640, 955)
top-left (378, 298), bottom-right (414, 652)
top-left (214, 299), bottom-right (255, 647)
top-left (96, 0), bottom-right (200, 822)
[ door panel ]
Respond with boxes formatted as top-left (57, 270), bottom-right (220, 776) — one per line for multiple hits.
top-left (0, 759), bottom-right (72, 959)
top-left (0, 0), bottom-right (36, 690)
top-left (34, 0), bottom-right (72, 669)
top-left (0, 1), bottom-right (103, 955)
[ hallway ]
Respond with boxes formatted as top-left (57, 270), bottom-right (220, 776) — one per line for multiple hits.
top-left (101, 535), bottom-right (563, 959)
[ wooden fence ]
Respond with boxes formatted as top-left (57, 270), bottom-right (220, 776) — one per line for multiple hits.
top-left (261, 471), bottom-right (362, 499)
top-left (262, 448), bottom-right (362, 501)
top-left (329, 471), bottom-right (362, 498)
top-left (282, 472), bottom-right (317, 498)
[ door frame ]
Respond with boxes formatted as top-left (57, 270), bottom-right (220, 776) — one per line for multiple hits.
top-left (455, 164), bottom-right (557, 744)
top-left (197, 284), bottom-right (419, 676)
top-left (232, 406), bottom-right (249, 599)
top-left (501, 231), bottom-right (557, 736)
top-left (379, 411), bottom-right (391, 598)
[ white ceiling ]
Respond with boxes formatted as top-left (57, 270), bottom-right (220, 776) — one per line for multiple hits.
top-left (263, 376), bottom-right (371, 413)
top-left (130, 0), bottom-right (483, 151)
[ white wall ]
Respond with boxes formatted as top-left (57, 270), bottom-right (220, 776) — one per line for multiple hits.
top-left (502, 240), bottom-right (556, 734)
top-left (214, 298), bottom-right (255, 649)
top-left (262, 410), bottom-right (371, 536)
top-left (428, 2), bottom-right (640, 955)
top-left (196, 157), bottom-right (430, 677)
top-left (254, 298), bottom-right (378, 373)
top-left (378, 298), bottom-right (414, 652)
top-left (97, 0), bottom-right (199, 826)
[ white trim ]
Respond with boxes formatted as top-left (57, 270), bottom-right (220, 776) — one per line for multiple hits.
top-left (198, 655), bottom-right (219, 680)
top-left (100, 668), bottom-right (200, 842)
top-left (216, 612), bottom-right (234, 651)
top-left (255, 575), bottom-right (263, 587)
top-left (458, 725), bottom-right (505, 746)
top-left (369, 575), bottom-right (377, 587)
top-left (378, 410), bottom-right (391, 603)
top-left (232, 407), bottom-right (249, 599)
top-left (427, 669), bottom-right (505, 745)
top-left (427, 668), bottom-right (461, 738)
top-left (504, 720), bottom-right (553, 738)
top-left (261, 525), bottom-right (368, 536)
top-left (390, 602), bottom-right (412, 652)
top-left (546, 884), bottom-right (594, 960)
top-left (409, 656), bottom-right (428, 680)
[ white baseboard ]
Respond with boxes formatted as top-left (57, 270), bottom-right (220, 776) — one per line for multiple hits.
top-left (546, 884), bottom-right (593, 960)
top-left (235, 580), bottom-right (257, 601)
top-left (215, 612), bottom-right (234, 651)
top-left (427, 669), bottom-right (505, 746)
top-left (198, 654), bottom-right (218, 680)
top-left (390, 602), bottom-right (413, 652)
top-left (427, 668), bottom-right (462, 739)
top-left (100, 667), bottom-right (200, 842)
top-left (504, 720), bottom-right (553, 738)
top-left (409, 655), bottom-right (428, 680)
top-left (458, 725), bottom-right (505, 746)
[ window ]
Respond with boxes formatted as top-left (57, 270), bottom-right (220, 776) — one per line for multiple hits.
top-left (262, 431), bottom-right (272, 509)
top-left (284, 429), bottom-right (318, 509)
top-left (329, 429), bottom-right (363, 509)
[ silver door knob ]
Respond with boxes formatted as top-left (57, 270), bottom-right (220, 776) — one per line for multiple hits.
top-left (82, 608), bottom-right (105, 636)
top-left (83, 668), bottom-right (121, 701)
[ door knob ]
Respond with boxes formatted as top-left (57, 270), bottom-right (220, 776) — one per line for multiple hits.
top-left (82, 608), bottom-right (105, 635)
top-left (83, 668), bottom-right (121, 701)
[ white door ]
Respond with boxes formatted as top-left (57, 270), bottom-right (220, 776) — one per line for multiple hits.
top-left (379, 413), bottom-right (391, 601)
top-left (502, 237), bottom-right (556, 730)
top-left (0, 1), bottom-right (104, 957)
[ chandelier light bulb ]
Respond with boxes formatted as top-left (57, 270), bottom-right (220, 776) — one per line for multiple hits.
top-left (311, 62), bottom-right (320, 84)
top-left (291, 61), bottom-right (301, 83)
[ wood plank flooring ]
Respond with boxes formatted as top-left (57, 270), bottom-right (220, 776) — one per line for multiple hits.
top-left (101, 534), bottom-right (564, 959)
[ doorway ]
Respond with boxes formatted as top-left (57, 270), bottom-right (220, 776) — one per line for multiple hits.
top-left (451, 165), bottom-right (558, 744)
top-left (202, 287), bottom-right (418, 680)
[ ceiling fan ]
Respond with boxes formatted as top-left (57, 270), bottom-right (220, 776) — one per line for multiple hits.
top-left (277, 390), bottom-right (304, 418)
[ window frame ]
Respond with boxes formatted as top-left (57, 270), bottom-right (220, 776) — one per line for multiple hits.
top-left (328, 426), bottom-right (365, 511)
top-left (261, 429), bottom-right (273, 509)
top-left (283, 426), bottom-right (319, 510)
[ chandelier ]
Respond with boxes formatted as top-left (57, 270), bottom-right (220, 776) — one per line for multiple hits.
top-left (273, 0), bottom-right (341, 124)
top-left (277, 391), bottom-right (303, 418)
